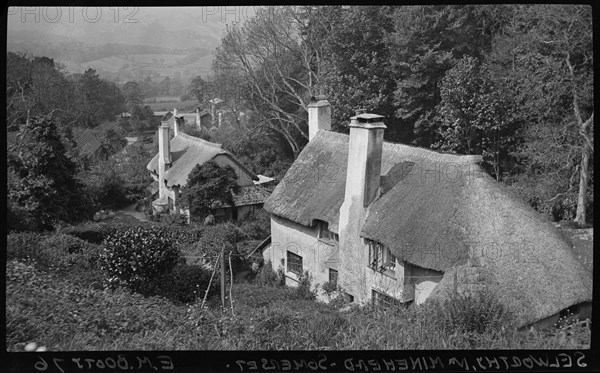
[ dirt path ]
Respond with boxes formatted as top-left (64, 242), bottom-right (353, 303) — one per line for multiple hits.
top-left (116, 203), bottom-right (149, 223)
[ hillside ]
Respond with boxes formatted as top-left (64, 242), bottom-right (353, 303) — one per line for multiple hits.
top-left (6, 6), bottom-right (233, 81)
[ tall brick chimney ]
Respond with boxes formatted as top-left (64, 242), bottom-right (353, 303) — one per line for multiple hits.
top-left (338, 112), bottom-right (386, 302)
top-left (307, 97), bottom-right (331, 141)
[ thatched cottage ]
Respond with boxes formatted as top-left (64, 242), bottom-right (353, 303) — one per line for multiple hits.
top-left (262, 98), bottom-right (592, 328)
top-left (146, 115), bottom-right (269, 221)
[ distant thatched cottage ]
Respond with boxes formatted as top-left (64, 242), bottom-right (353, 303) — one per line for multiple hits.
top-left (262, 98), bottom-right (592, 328)
top-left (146, 115), bottom-right (269, 221)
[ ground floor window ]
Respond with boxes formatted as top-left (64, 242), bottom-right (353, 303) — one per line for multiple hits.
top-left (287, 251), bottom-right (303, 275)
top-left (372, 289), bottom-right (402, 309)
top-left (329, 268), bottom-right (338, 285)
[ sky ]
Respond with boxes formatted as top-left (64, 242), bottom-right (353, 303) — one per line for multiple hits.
top-left (6, 6), bottom-right (257, 49)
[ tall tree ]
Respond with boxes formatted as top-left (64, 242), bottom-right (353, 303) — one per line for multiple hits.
top-left (434, 56), bottom-right (519, 180)
top-left (487, 5), bottom-right (593, 223)
top-left (317, 6), bottom-right (399, 138)
top-left (386, 5), bottom-right (504, 147)
top-left (8, 115), bottom-right (93, 230)
top-left (187, 75), bottom-right (207, 105)
top-left (180, 161), bottom-right (240, 219)
top-left (213, 6), bottom-right (325, 157)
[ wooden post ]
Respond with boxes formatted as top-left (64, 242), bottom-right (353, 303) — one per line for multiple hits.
top-left (220, 244), bottom-right (226, 309)
top-left (229, 252), bottom-right (235, 316)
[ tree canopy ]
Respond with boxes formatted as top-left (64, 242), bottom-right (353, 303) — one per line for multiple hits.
top-left (180, 161), bottom-right (241, 217)
top-left (7, 115), bottom-right (94, 230)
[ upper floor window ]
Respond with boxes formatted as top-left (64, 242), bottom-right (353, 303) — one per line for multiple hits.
top-left (368, 240), bottom-right (396, 278)
top-left (317, 221), bottom-right (337, 242)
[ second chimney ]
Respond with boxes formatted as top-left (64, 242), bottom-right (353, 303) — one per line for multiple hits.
top-left (157, 123), bottom-right (171, 198)
top-left (308, 98), bottom-right (331, 141)
top-left (173, 108), bottom-right (180, 136)
top-left (195, 108), bottom-right (202, 130)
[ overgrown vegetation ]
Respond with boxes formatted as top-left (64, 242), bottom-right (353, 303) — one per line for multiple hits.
top-left (6, 253), bottom-right (591, 351)
top-left (100, 226), bottom-right (181, 294)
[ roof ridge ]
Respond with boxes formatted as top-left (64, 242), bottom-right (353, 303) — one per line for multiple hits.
top-left (317, 130), bottom-right (481, 163)
top-left (176, 132), bottom-right (223, 149)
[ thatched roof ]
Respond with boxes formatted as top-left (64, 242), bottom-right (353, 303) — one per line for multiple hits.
top-left (264, 130), bottom-right (478, 236)
top-left (75, 129), bottom-right (102, 156)
top-left (265, 130), bottom-right (592, 327)
top-left (211, 185), bottom-right (271, 208)
top-left (146, 132), bottom-right (257, 188)
top-left (425, 172), bottom-right (593, 327)
top-left (264, 131), bottom-right (348, 232)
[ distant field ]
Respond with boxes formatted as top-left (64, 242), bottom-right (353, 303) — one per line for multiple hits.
top-left (146, 99), bottom-right (199, 112)
top-left (82, 56), bottom-right (130, 73)
top-left (123, 53), bottom-right (185, 66)
top-left (145, 96), bottom-right (180, 103)
top-left (76, 52), bottom-right (213, 81)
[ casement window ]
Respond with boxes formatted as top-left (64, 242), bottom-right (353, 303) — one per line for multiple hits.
top-left (372, 289), bottom-right (402, 309)
top-left (368, 240), bottom-right (396, 276)
top-left (317, 221), bottom-right (337, 242)
top-left (287, 251), bottom-right (303, 275)
top-left (329, 268), bottom-right (338, 285)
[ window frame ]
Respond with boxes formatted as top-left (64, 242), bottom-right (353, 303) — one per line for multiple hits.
top-left (371, 289), bottom-right (402, 309)
top-left (286, 251), bottom-right (303, 276)
top-left (317, 221), bottom-right (336, 243)
top-left (328, 268), bottom-right (338, 285)
top-left (368, 240), bottom-right (396, 279)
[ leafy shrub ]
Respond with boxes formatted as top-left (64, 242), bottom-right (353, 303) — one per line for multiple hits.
top-left (7, 200), bottom-right (39, 232)
top-left (38, 234), bottom-right (101, 271)
top-left (123, 183), bottom-right (147, 204)
top-left (321, 280), bottom-right (338, 296)
top-left (238, 209), bottom-right (271, 240)
top-left (182, 223), bottom-right (244, 268)
top-left (159, 213), bottom-right (189, 227)
top-left (430, 290), bottom-right (514, 334)
top-left (254, 261), bottom-right (283, 287)
top-left (295, 271), bottom-right (316, 300)
top-left (100, 226), bottom-right (180, 295)
top-left (6, 259), bottom-right (191, 351)
top-left (60, 223), bottom-right (130, 244)
top-left (7, 233), bottom-right (101, 272)
top-left (158, 263), bottom-right (215, 304)
top-left (276, 266), bottom-right (287, 287)
top-left (7, 232), bottom-right (45, 260)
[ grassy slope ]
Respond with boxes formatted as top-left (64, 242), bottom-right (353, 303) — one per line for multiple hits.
top-left (6, 259), bottom-right (591, 351)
